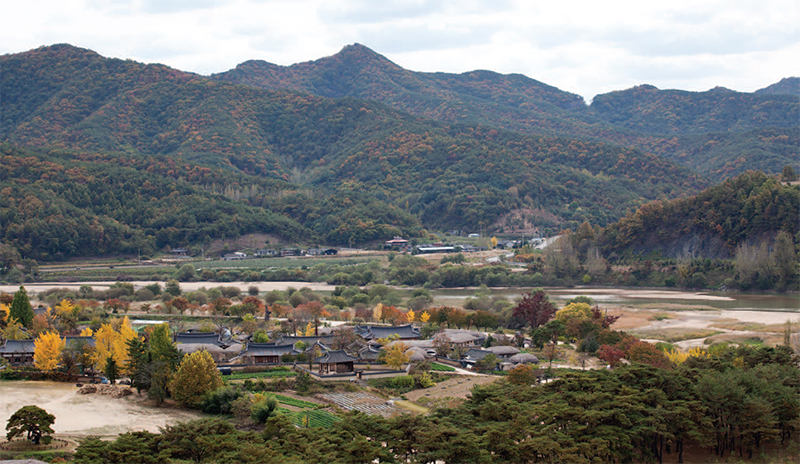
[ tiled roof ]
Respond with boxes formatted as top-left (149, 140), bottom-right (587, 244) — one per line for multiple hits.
top-left (354, 324), bottom-right (421, 340)
top-left (276, 335), bottom-right (336, 346)
top-left (314, 350), bottom-right (357, 364)
top-left (244, 343), bottom-right (297, 356)
top-left (64, 336), bottom-right (95, 348)
top-left (0, 339), bottom-right (36, 354)
top-left (175, 332), bottom-right (222, 345)
top-left (463, 348), bottom-right (494, 361)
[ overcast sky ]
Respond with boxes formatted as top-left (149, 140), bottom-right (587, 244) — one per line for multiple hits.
top-left (3, 0), bottom-right (798, 102)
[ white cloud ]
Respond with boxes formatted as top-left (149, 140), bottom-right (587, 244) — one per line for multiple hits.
top-left (1, 0), bottom-right (798, 101)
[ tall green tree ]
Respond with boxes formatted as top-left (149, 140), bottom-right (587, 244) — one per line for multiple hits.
top-left (772, 230), bottom-right (797, 288)
top-left (9, 286), bottom-right (34, 327)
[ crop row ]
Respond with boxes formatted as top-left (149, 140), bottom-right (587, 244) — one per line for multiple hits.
top-left (429, 362), bottom-right (456, 372)
top-left (283, 409), bottom-right (341, 428)
top-left (271, 394), bottom-right (320, 409)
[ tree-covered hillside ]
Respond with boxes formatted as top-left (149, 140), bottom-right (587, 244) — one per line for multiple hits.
top-left (597, 170), bottom-right (799, 259)
top-left (754, 77), bottom-right (799, 96)
top-left (590, 84), bottom-right (798, 134)
top-left (214, 44), bottom-right (799, 181)
top-left (0, 44), bottom-right (711, 260)
top-left (0, 144), bottom-right (421, 261)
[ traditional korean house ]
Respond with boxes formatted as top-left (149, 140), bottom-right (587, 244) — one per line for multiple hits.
top-left (174, 331), bottom-right (233, 348)
top-left (508, 353), bottom-right (540, 365)
top-left (274, 334), bottom-right (336, 347)
top-left (314, 350), bottom-right (358, 375)
top-left (174, 331), bottom-right (241, 362)
top-left (485, 345), bottom-right (520, 359)
top-left (353, 324), bottom-right (421, 341)
top-left (240, 343), bottom-right (297, 364)
top-left (459, 348), bottom-right (496, 370)
top-left (440, 329), bottom-right (486, 347)
top-left (357, 345), bottom-right (381, 362)
top-left (0, 339), bottom-right (35, 365)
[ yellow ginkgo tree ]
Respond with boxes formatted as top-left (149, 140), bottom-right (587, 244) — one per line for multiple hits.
top-left (34, 331), bottom-right (65, 372)
top-left (92, 316), bottom-right (138, 374)
top-left (304, 322), bottom-right (315, 336)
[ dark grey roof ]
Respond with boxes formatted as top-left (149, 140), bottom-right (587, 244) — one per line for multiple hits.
top-left (304, 341), bottom-right (331, 353)
top-left (0, 339), bottom-right (36, 354)
top-left (175, 332), bottom-right (222, 345)
top-left (358, 345), bottom-right (381, 357)
top-left (354, 324), bottom-right (421, 340)
top-left (64, 336), bottom-right (95, 348)
top-left (276, 335), bottom-right (336, 346)
top-left (244, 343), bottom-right (297, 356)
top-left (463, 348), bottom-right (494, 361)
top-left (314, 350), bottom-right (358, 364)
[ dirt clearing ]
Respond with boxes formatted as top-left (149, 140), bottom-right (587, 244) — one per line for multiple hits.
top-left (0, 381), bottom-right (204, 437)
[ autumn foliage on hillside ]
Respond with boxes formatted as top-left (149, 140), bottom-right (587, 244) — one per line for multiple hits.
top-left (0, 45), bottom-right (718, 260)
top-left (598, 170), bottom-right (799, 258)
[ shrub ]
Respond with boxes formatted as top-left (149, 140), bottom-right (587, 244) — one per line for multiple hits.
top-left (390, 375), bottom-right (414, 391)
top-left (250, 397), bottom-right (278, 424)
top-left (200, 386), bottom-right (245, 415)
top-left (133, 288), bottom-right (155, 302)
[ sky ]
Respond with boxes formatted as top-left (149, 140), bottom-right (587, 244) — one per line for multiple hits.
top-left (2, 0), bottom-right (799, 102)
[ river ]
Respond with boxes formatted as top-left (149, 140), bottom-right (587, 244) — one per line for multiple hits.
top-left (2, 281), bottom-right (797, 314)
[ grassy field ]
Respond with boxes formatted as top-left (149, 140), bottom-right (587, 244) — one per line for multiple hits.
top-left (36, 255), bottom-right (381, 281)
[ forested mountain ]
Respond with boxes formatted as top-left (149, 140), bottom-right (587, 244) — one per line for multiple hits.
top-left (590, 84), bottom-right (798, 134)
top-left (0, 44), bottom-right (711, 259)
top-left (0, 144), bottom-right (421, 260)
top-left (214, 44), bottom-right (799, 181)
top-left (754, 77), bottom-right (800, 96)
top-left (597, 170), bottom-right (799, 259)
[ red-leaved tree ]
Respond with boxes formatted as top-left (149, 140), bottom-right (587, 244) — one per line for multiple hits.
top-left (512, 290), bottom-right (557, 329)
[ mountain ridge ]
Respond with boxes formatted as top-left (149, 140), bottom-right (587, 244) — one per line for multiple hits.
top-left (0, 44), bottom-right (712, 260)
top-left (213, 43), bottom-right (798, 181)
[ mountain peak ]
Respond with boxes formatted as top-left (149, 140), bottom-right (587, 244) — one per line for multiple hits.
top-left (329, 43), bottom-right (400, 69)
